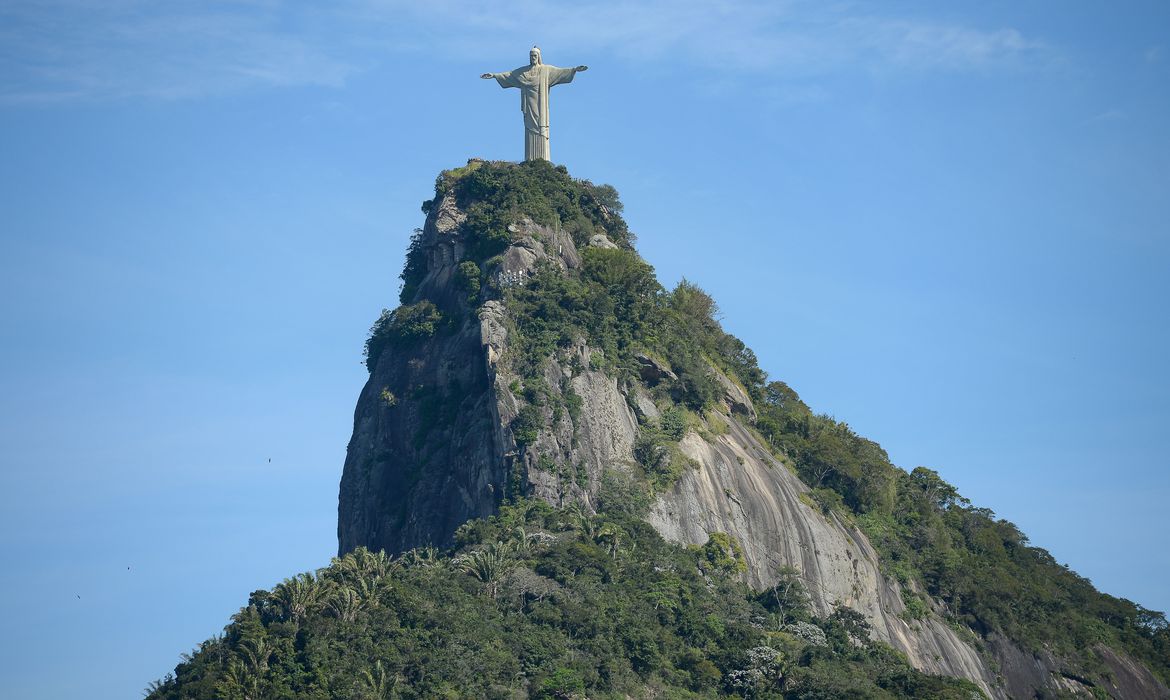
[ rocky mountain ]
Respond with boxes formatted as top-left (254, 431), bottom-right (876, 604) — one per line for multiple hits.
top-left (337, 160), bottom-right (1169, 699)
top-left (147, 159), bottom-right (1169, 699)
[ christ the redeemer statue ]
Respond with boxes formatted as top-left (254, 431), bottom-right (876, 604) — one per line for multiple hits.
top-left (481, 46), bottom-right (588, 162)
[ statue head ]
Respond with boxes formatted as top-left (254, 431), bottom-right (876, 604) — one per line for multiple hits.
top-left (529, 46), bottom-right (542, 65)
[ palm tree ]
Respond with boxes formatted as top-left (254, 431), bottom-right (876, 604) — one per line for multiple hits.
top-left (142, 679), bottom-right (166, 697)
top-left (359, 659), bottom-right (398, 699)
top-left (595, 524), bottom-right (623, 559)
top-left (563, 502), bottom-right (590, 530)
top-left (401, 545), bottom-right (440, 569)
top-left (509, 525), bottom-right (555, 555)
top-left (454, 542), bottom-right (515, 599)
top-left (353, 576), bottom-right (384, 607)
top-left (220, 657), bottom-right (261, 700)
top-left (334, 547), bottom-right (398, 582)
top-left (565, 503), bottom-right (601, 540)
top-left (238, 636), bottom-right (272, 675)
top-left (328, 586), bottom-right (364, 623)
top-left (272, 572), bottom-right (330, 623)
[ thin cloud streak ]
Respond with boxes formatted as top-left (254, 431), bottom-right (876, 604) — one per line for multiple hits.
top-left (0, 0), bottom-right (1052, 104)
top-left (0, 1), bottom-right (355, 103)
top-left (361, 0), bottom-right (1051, 72)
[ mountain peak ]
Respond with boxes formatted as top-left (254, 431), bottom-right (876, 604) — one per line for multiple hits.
top-left (148, 161), bottom-right (1170, 699)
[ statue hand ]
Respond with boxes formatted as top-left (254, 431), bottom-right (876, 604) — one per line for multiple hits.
top-left (480, 73), bottom-right (493, 79)
top-left (575, 65), bottom-right (588, 71)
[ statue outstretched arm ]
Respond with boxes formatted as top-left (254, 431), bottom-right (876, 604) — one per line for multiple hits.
top-left (483, 70), bottom-right (521, 88)
top-left (547, 64), bottom-right (586, 87)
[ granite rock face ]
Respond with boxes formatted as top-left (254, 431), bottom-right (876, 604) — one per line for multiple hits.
top-left (339, 183), bottom-right (1168, 700)
top-left (646, 418), bottom-right (999, 696)
top-left (338, 193), bottom-right (629, 555)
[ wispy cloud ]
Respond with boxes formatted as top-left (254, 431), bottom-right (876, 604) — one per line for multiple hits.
top-left (0, 0), bottom-right (1052, 104)
top-left (1083, 108), bottom-right (1125, 126)
top-left (348, 0), bottom-right (1051, 73)
top-left (844, 19), bottom-right (1047, 72)
top-left (0, 0), bottom-right (354, 103)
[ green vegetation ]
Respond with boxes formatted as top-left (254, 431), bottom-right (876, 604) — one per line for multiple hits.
top-left (401, 159), bottom-right (634, 307)
top-left (359, 159), bottom-right (1170, 691)
top-left (457, 260), bottom-right (482, 300)
top-left (363, 301), bottom-right (444, 373)
top-left (752, 382), bottom-right (1170, 684)
top-left (634, 421), bottom-right (693, 494)
top-left (502, 253), bottom-right (752, 420)
top-left (398, 228), bottom-right (427, 304)
top-left (147, 502), bottom-right (982, 699)
top-left (437, 159), bottom-right (634, 251)
top-left (699, 532), bottom-right (748, 575)
top-left (512, 404), bottom-right (544, 448)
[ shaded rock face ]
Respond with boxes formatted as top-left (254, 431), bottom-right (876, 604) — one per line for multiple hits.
top-left (336, 286), bottom-right (501, 554)
top-left (337, 195), bottom-right (503, 555)
top-left (339, 193), bottom-right (630, 555)
top-left (986, 633), bottom-right (1170, 700)
top-left (339, 188), bottom-right (1167, 700)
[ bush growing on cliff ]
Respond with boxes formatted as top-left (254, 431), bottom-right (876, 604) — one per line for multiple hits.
top-left (362, 308), bottom-right (395, 372)
top-left (363, 301), bottom-right (444, 373)
top-left (456, 260), bottom-right (482, 298)
top-left (399, 227), bottom-right (427, 303)
top-left (634, 424), bottom-right (689, 492)
top-left (660, 406), bottom-right (687, 440)
top-left (512, 404), bottom-right (544, 447)
top-left (699, 532), bottom-right (748, 575)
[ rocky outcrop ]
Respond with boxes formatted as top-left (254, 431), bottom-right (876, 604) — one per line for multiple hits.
top-left (712, 366), bottom-right (757, 421)
top-left (646, 416), bottom-right (1000, 696)
top-left (337, 194), bottom-right (504, 555)
top-left (986, 632), bottom-right (1170, 700)
top-left (635, 352), bottom-right (677, 385)
top-left (339, 193), bottom-right (633, 554)
top-left (335, 289), bottom-right (502, 555)
top-left (338, 187), bottom-right (998, 693)
top-left (339, 177), bottom-right (1168, 700)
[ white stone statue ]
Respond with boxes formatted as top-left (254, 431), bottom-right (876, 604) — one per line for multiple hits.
top-left (481, 47), bottom-right (588, 162)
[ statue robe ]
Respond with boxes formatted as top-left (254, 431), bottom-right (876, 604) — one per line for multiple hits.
top-left (490, 63), bottom-right (580, 161)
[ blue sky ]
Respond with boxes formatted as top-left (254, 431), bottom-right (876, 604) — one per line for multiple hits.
top-left (1, 1), bottom-right (1167, 697)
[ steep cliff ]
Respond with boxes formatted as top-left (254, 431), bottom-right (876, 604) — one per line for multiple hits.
top-left (338, 160), bottom-right (1169, 699)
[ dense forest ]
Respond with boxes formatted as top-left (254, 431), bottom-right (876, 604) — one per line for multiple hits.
top-left (146, 503), bottom-right (983, 699)
top-left (151, 160), bottom-right (1169, 698)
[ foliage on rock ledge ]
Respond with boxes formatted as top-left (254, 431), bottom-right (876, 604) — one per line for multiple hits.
top-left (146, 502), bottom-right (981, 700)
top-left (363, 301), bottom-right (444, 372)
